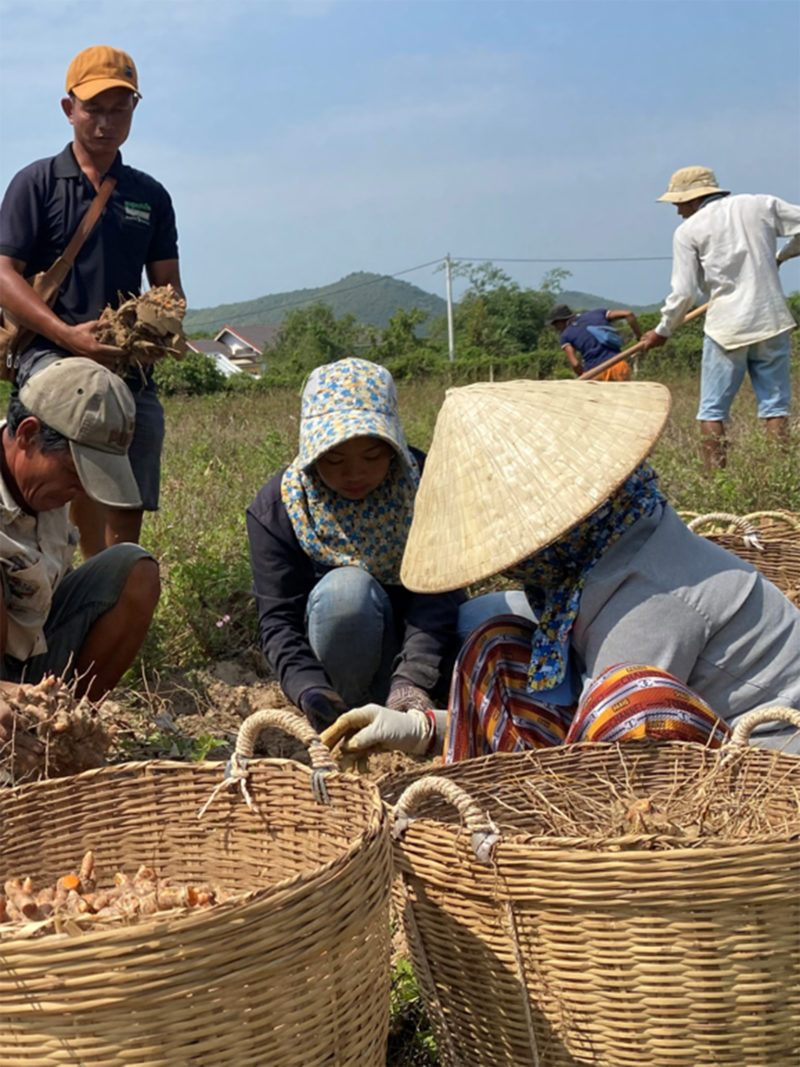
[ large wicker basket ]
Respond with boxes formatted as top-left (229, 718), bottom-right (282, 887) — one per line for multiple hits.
top-left (685, 510), bottom-right (800, 604)
top-left (383, 709), bottom-right (800, 1067)
top-left (0, 709), bottom-right (392, 1066)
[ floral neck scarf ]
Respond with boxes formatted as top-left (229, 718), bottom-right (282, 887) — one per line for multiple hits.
top-left (503, 463), bottom-right (665, 692)
top-left (282, 452), bottom-right (420, 584)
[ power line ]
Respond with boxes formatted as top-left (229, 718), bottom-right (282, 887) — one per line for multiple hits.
top-left (211, 252), bottom-right (672, 325)
top-left (452, 255), bottom-right (672, 263)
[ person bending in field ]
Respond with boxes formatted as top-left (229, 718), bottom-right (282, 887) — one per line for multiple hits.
top-left (246, 357), bottom-right (464, 732)
top-left (329, 379), bottom-right (800, 763)
top-left (547, 304), bottom-right (642, 380)
top-left (0, 359), bottom-right (160, 763)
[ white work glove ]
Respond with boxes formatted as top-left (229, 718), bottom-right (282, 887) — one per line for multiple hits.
top-left (337, 704), bottom-right (437, 756)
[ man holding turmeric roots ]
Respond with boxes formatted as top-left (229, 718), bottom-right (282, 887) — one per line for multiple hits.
top-left (0, 45), bottom-right (184, 556)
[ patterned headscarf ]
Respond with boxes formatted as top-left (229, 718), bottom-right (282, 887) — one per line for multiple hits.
top-left (503, 463), bottom-right (665, 692)
top-left (281, 358), bottom-right (420, 584)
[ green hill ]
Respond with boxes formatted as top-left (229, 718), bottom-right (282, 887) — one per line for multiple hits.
top-left (184, 273), bottom-right (661, 338)
top-left (558, 289), bottom-right (660, 315)
top-left (184, 272), bottom-right (448, 335)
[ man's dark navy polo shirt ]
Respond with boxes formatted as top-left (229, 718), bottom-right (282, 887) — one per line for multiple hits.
top-left (0, 143), bottom-right (179, 362)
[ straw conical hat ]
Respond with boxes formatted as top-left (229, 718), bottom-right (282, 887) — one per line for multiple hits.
top-left (401, 379), bottom-right (671, 593)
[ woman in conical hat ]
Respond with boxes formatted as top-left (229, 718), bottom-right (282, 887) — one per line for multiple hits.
top-left (246, 357), bottom-right (464, 732)
top-left (330, 379), bottom-right (800, 760)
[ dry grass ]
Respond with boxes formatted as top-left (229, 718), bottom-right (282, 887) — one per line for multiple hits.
top-left (136, 362), bottom-right (799, 674)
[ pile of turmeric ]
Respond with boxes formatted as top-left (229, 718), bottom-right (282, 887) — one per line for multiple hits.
top-left (1, 851), bottom-right (223, 938)
top-left (95, 283), bottom-right (187, 373)
top-left (0, 675), bottom-right (114, 784)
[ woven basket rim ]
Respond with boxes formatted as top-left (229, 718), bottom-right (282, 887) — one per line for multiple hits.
top-left (383, 739), bottom-right (800, 856)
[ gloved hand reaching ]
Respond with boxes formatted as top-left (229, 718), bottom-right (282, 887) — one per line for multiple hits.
top-left (328, 704), bottom-right (444, 757)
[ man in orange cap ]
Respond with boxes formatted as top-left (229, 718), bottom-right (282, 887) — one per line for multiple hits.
top-left (640, 166), bottom-right (800, 469)
top-left (0, 45), bottom-right (184, 555)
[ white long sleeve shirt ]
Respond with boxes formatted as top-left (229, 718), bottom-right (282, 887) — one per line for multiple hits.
top-left (656, 193), bottom-right (800, 349)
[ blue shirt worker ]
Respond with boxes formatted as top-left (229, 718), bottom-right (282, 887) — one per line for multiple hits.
top-left (547, 305), bottom-right (642, 380)
top-left (0, 45), bottom-right (184, 557)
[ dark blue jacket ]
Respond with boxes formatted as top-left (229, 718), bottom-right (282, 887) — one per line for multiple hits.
top-left (246, 447), bottom-right (465, 707)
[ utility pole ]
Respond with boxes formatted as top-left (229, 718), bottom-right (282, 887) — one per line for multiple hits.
top-left (445, 252), bottom-right (455, 362)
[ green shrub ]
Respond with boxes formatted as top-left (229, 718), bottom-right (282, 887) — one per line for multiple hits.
top-left (154, 351), bottom-right (227, 396)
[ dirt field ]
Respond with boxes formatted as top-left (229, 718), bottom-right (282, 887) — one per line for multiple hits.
top-left (108, 657), bottom-right (433, 787)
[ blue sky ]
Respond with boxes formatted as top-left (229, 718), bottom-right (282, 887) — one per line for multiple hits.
top-left (1, 0), bottom-right (798, 312)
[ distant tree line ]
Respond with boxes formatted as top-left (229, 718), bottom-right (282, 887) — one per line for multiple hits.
top-left (157, 265), bottom-right (800, 395)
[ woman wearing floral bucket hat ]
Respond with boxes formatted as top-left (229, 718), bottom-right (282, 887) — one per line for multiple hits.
top-left (246, 358), bottom-right (464, 731)
top-left (329, 379), bottom-right (800, 761)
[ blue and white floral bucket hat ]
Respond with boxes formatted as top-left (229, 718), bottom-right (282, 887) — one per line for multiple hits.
top-left (297, 358), bottom-right (414, 471)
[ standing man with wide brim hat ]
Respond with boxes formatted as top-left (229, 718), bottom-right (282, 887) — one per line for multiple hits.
top-left (325, 379), bottom-right (800, 762)
top-left (0, 44), bottom-right (184, 556)
top-left (639, 165), bottom-right (800, 469)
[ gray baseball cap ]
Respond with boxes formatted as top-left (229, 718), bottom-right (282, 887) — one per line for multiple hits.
top-left (19, 358), bottom-right (141, 508)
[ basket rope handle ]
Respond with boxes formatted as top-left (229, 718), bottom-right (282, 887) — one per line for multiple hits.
top-left (236, 707), bottom-right (336, 769)
top-left (740, 510), bottom-right (800, 532)
top-left (198, 709), bottom-right (337, 818)
top-left (729, 706), bottom-right (800, 747)
top-left (687, 512), bottom-right (764, 551)
top-left (392, 776), bottom-right (500, 866)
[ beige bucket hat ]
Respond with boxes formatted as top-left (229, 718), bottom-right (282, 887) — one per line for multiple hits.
top-left (657, 165), bottom-right (728, 203)
top-left (400, 379), bottom-right (671, 593)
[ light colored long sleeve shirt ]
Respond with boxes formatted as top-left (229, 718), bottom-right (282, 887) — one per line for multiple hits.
top-left (656, 193), bottom-right (800, 349)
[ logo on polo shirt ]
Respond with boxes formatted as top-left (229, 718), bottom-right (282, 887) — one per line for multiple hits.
top-left (124, 200), bottom-right (151, 225)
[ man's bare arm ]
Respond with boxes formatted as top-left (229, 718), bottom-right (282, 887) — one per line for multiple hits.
top-left (606, 309), bottom-right (642, 339)
top-left (146, 258), bottom-right (184, 298)
top-left (561, 342), bottom-right (582, 375)
top-left (0, 254), bottom-right (123, 366)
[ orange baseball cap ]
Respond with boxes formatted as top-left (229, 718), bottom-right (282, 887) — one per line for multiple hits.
top-left (65, 45), bottom-right (140, 100)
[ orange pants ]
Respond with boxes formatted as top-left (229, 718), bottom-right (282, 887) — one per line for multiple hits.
top-left (593, 360), bottom-right (631, 381)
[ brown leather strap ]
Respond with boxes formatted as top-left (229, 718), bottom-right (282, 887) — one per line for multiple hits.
top-left (29, 176), bottom-right (118, 302)
top-left (60, 175), bottom-right (117, 268)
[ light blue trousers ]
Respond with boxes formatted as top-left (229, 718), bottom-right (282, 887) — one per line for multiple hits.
top-left (306, 566), bottom-right (399, 706)
top-left (456, 590), bottom-right (535, 642)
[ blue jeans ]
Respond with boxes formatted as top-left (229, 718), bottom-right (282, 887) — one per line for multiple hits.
top-left (305, 566), bottom-right (398, 706)
top-left (698, 330), bottom-right (792, 421)
top-left (457, 590), bottom-right (535, 642)
top-left (2, 543), bottom-right (152, 684)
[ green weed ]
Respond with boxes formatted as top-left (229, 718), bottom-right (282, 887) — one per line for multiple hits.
top-left (388, 958), bottom-right (438, 1065)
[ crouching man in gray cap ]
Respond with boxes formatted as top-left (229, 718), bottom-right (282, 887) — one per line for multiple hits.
top-left (0, 358), bottom-right (159, 758)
